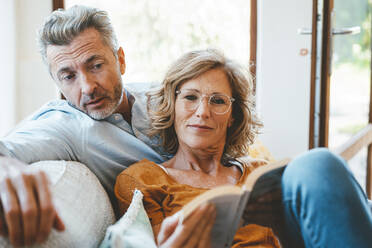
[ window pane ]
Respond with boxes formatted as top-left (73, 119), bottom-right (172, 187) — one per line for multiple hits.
top-left (328, 0), bottom-right (370, 190)
top-left (65, 0), bottom-right (250, 83)
top-left (348, 148), bottom-right (367, 193)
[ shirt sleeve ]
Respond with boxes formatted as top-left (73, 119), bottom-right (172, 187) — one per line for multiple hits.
top-left (0, 109), bottom-right (81, 163)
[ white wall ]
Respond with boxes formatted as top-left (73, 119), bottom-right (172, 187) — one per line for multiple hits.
top-left (256, 0), bottom-right (313, 158)
top-left (0, 0), bottom-right (16, 137)
top-left (1, 0), bottom-right (58, 137)
top-left (15, 0), bottom-right (59, 122)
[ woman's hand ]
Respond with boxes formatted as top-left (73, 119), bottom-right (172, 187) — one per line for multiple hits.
top-left (157, 204), bottom-right (216, 248)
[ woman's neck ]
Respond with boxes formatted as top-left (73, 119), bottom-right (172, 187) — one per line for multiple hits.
top-left (162, 145), bottom-right (242, 188)
top-left (165, 145), bottom-right (225, 175)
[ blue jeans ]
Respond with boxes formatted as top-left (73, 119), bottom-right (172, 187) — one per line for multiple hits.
top-left (282, 148), bottom-right (372, 247)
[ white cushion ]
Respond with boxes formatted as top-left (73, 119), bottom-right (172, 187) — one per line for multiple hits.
top-left (100, 189), bottom-right (157, 248)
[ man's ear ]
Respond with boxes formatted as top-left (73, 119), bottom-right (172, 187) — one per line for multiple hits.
top-left (117, 47), bottom-right (126, 75)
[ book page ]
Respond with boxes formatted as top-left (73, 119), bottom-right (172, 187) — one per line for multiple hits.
top-left (242, 164), bottom-right (287, 241)
top-left (242, 158), bottom-right (290, 191)
top-left (180, 189), bottom-right (243, 248)
top-left (208, 194), bottom-right (243, 248)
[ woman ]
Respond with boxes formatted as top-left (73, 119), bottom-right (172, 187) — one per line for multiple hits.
top-left (115, 49), bottom-right (372, 247)
top-left (115, 49), bottom-right (279, 247)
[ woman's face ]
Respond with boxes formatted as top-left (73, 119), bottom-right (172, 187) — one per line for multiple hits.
top-left (174, 68), bottom-right (234, 152)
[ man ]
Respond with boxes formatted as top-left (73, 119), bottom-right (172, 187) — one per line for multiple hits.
top-left (0, 5), bottom-right (214, 247)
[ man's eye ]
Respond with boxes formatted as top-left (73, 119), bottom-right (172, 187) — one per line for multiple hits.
top-left (63, 74), bottom-right (75, 81)
top-left (184, 94), bottom-right (198, 101)
top-left (93, 63), bottom-right (103, 70)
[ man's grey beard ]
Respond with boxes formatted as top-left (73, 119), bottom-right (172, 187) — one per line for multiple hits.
top-left (68, 81), bottom-right (124, 120)
top-left (87, 83), bottom-right (124, 120)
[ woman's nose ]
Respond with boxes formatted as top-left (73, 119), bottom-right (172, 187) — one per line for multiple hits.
top-left (195, 97), bottom-right (211, 118)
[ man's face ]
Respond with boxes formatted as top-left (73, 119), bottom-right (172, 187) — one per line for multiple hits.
top-left (46, 28), bottom-right (126, 120)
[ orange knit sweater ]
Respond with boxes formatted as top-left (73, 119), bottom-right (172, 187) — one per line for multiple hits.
top-left (115, 159), bottom-right (280, 248)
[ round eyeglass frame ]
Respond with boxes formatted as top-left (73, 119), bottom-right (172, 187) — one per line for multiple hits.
top-left (175, 90), bottom-right (235, 115)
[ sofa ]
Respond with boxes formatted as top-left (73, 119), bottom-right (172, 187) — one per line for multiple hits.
top-left (0, 161), bottom-right (116, 248)
top-left (0, 139), bottom-right (277, 247)
top-left (1, 137), bottom-right (371, 247)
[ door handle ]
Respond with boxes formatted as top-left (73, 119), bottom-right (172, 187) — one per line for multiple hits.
top-left (297, 26), bottom-right (360, 35)
top-left (332, 26), bottom-right (361, 35)
top-left (297, 28), bottom-right (312, 35)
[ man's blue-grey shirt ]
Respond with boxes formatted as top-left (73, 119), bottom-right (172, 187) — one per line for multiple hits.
top-left (0, 85), bottom-right (168, 203)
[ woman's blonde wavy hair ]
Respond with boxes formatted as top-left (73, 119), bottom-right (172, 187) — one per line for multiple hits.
top-left (147, 49), bottom-right (262, 159)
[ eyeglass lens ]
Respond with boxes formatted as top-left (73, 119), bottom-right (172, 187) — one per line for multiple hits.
top-left (177, 90), bottom-right (232, 114)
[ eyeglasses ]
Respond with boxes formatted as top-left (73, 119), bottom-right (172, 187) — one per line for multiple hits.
top-left (176, 89), bottom-right (235, 115)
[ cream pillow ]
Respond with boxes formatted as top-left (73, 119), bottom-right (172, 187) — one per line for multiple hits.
top-left (248, 139), bottom-right (276, 162)
top-left (0, 160), bottom-right (115, 248)
top-left (100, 189), bottom-right (157, 248)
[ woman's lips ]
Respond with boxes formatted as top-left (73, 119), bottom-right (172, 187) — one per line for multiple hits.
top-left (188, 124), bottom-right (213, 130)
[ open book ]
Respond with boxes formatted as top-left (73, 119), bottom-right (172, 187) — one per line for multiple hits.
top-left (179, 158), bottom-right (290, 248)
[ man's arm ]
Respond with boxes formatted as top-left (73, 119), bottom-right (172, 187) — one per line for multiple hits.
top-left (0, 116), bottom-right (74, 246)
top-left (0, 109), bottom-right (79, 246)
top-left (0, 110), bottom-right (80, 164)
top-left (157, 204), bottom-right (216, 248)
top-left (0, 156), bottom-right (65, 246)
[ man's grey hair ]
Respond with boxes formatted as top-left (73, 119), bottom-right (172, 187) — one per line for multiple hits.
top-left (38, 5), bottom-right (119, 64)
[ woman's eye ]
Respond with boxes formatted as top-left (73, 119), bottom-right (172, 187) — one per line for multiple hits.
top-left (184, 94), bottom-right (198, 101)
top-left (211, 96), bottom-right (227, 105)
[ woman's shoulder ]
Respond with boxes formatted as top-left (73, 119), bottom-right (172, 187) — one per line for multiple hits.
top-left (115, 159), bottom-right (170, 203)
top-left (118, 159), bottom-right (165, 178)
top-left (116, 159), bottom-right (172, 186)
top-left (234, 156), bottom-right (269, 171)
top-left (230, 157), bottom-right (270, 184)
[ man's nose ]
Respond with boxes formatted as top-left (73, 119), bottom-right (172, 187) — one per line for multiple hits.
top-left (80, 73), bottom-right (97, 96)
top-left (195, 97), bottom-right (211, 118)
